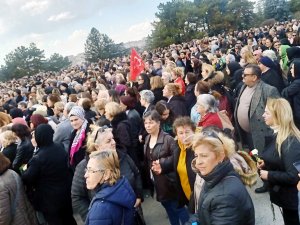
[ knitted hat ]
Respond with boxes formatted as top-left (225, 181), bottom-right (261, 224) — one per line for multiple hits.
top-left (12, 117), bottom-right (28, 127)
top-left (68, 106), bottom-right (85, 120)
top-left (120, 96), bottom-right (136, 109)
top-left (259, 56), bottom-right (276, 69)
top-left (30, 114), bottom-right (48, 129)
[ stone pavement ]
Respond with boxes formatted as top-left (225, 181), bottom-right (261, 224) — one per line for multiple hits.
top-left (143, 179), bottom-right (284, 225)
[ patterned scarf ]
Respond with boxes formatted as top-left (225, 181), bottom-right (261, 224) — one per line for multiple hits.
top-left (70, 120), bottom-right (88, 165)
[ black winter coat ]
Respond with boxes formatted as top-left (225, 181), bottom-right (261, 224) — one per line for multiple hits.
top-left (184, 84), bottom-right (196, 115)
top-left (262, 135), bottom-right (300, 210)
top-left (2, 143), bottom-right (17, 164)
top-left (111, 112), bottom-right (132, 152)
top-left (261, 68), bottom-right (285, 93)
top-left (174, 145), bottom-right (196, 207)
top-left (168, 95), bottom-right (188, 118)
top-left (195, 160), bottom-right (255, 225)
top-left (144, 130), bottom-right (178, 201)
top-left (12, 138), bottom-right (34, 174)
top-left (281, 79), bottom-right (300, 127)
top-left (22, 127), bottom-right (73, 215)
top-left (152, 87), bottom-right (167, 104)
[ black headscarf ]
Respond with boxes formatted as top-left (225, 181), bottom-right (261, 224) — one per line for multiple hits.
top-left (35, 124), bottom-right (54, 147)
top-left (293, 59), bottom-right (300, 80)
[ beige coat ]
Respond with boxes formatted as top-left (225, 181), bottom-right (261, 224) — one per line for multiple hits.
top-left (0, 169), bottom-right (37, 225)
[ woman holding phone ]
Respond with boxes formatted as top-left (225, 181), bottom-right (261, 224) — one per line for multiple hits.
top-left (259, 98), bottom-right (300, 225)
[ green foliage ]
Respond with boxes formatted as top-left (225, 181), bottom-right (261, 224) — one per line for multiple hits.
top-left (290, 0), bottom-right (300, 18)
top-left (147, 0), bottom-right (255, 49)
top-left (44, 53), bottom-right (71, 72)
top-left (84, 27), bottom-right (124, 62)
top-left (263, 0), bottom-right (290, 21)
top-left (0, 43), bottom-right (72, 81)
top-left (0, 43), bottom-right (45, 80)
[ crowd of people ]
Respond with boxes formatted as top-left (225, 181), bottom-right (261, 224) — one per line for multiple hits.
top-left (1, 19), bottom-right (300, 225)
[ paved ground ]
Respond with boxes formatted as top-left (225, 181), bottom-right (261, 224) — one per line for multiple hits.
top-left (143, 179), bottom-right (284, 225)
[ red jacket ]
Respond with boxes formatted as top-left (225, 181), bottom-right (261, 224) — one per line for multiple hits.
top-left (175, 77), bottom-right (186, 95)
top-left (198, 112), bottom-right (223, 129)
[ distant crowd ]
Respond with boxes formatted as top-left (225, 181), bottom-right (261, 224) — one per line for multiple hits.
top-left (1, 19), bottom-right (300, 225)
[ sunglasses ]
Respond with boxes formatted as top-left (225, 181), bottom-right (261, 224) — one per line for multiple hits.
top-left (202, 131), bottom-right (223, 144)
top-left (94, 125), bottom-right (109, 142)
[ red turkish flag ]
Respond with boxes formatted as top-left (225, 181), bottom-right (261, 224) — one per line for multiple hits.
top-left (130, 48), bottom-right (144, 81)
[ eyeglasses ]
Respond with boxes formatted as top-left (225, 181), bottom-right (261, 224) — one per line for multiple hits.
top-left (94, 126), bottom-right (109, 142)
top-left (202, 131), bottom-right (223, 144)
top-left (85, 167), bottom-right (105, 174)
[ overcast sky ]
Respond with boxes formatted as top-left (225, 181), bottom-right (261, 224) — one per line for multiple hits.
top-left (0, 0), bottom-right (169, 65)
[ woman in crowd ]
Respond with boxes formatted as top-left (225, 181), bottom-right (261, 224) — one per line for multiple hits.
top-left (29, 114), bottom-right (48, 131)
top-left (155, 100), bottom-right (175, 136)
top-left (137, 73), bottom-right (151, 92)
top-left (68, 106), bottom-right (90, 171)
top-left (190, 80), bottom-right (210, 125)
top-left (72, 126), bottom-right (143, 224)
top-left (188, 130), bottom-right (255, 225)
top-left (281, 59), bottom-right (300, 129)
top-left (0, 130), bottom-right (17, 163)
top-left (191, 58), bottom-right (202, 80)
top-left (196, 94), bottom-right (222, 129)
top-left (143, 110), bottom-right (189, 225)
top-left (22, 124), bottom-right (76, 225)
top-left (259, 98), bottom-right (300, 225)
top-left (108, 89), bottom-right (120, 103)
top-left (91, 89), bottom-right (99, 102)
top-left (184, 72), bottom-right (197, 115)
top-left (94, 98), bottom-right (110, 127)
top-left (46, 94), bottom-right (61, 116)
top-left (0, 152), bottom-right (38, 225)
top-left (11, 123), bottom-right (34, 173)
top-left (105, 102), bottom-right (132, 154)
top-left (150, 76), bottom-right (166, 104)
top-left (171, 67), bottom-right (186, 95)
top-left (163, 83), bottom-right (187, 118)
top-left (84, 150), bottom-right (136, 225)
top-left (172, 117), bottom-right (196, 208)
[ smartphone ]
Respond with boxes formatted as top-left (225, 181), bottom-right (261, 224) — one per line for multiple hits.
top-left (293, 161), bottom-right (300, 172)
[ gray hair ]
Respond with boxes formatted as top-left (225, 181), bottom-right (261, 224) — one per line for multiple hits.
top-left (197, 94), bottom-right (218, 113)
top-left (140, 90), bottom-right (155, 104)
top-left (65, 102), bottom-right (76, 114)
top-left (262, 50), bottom-right (277, 61)
top-left (227, 54), bottom-right (236, 63)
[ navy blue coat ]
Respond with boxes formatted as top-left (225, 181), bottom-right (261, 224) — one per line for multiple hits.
top-left (85, 177), bottom-right (136, 225)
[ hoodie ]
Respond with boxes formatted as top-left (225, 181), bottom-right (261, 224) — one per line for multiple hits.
top-left (86, 176), bottom-right (136, 225)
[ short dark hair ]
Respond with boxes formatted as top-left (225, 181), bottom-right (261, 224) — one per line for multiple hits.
top-left (11, 124), bottom-right (31, 140)
top-left (143, 110), bottom-right (161, 123)
top-left (186, 72), bottom-right (197, 84)
top-left (245, 64), bottom-right (262, 78)
top-left (173, 116), bottom-right (196, 135)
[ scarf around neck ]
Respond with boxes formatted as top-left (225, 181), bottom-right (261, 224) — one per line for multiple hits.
top-left (70, 120), bottom-right (88, 165)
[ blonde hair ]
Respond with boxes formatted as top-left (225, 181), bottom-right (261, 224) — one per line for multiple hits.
top-left (0, 130), bottom-right (17, 148)
top-left (94, 99), bottom-right (108, 113)
top-left (105, 102), bottom-right (122, 118)
top-left (172, 67), bottom-right (184, 78)
top-left (89, 150), bottom-right (120, 185)
top-left (241, 46), bottom-right (257, 65)
top-left (165, 83), bottom-right (181, 96)
top-left (202, 63), bottom-right (214, 75)
top-left (54, 101), bottom-right (65, 113)
top-left (86, 125), bottom-right (113, 154)
top-left (150, 76), bottom-right (164, 90)
top-left (266, 98), bottom-right (300, 156)
top-left (192, 131), bottom-right (235, 158)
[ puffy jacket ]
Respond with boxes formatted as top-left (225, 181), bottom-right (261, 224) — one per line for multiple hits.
top-left (85, 177), bottom-right (136, 225)
top-left (192, 160), bottom-right (255, 225)
top-left (0, 169), bottom-right (37, 225)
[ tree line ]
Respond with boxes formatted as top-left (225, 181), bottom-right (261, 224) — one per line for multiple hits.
top-left (1, 0), bottom-right (300, 81)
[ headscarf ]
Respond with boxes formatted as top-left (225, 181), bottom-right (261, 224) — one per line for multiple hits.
top-left (68, 106), bottom-right (88, 165)
top-left (280, 45), bottom-right (291, 71)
